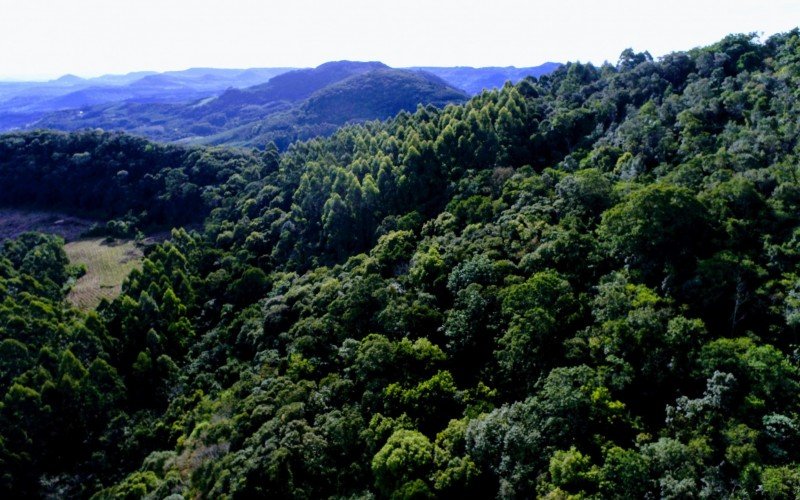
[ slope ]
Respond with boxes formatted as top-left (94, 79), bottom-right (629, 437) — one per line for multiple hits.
top-left (33, 62), bottom-right (470, 148)
top-left (0, 67), bottom-right (294, 131)
top-left (199, 67), bottom-right (470, 148)
top-left (3, 30), bottom-right (800, 499)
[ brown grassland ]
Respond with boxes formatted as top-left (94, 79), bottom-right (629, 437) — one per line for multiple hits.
top-left (65, 238), bottom-right (143, 310)
top-left (1, 209), bottom-right (151, 310)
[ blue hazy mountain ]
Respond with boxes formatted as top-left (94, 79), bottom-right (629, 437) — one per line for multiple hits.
top-left (414, 63), bottom-right (562, 94)
top-left (1, 61), bottom-right (560, 147)
top-left (30, 62), bottom-right (470, 149)
top-left (198, 66), bottom-right (471, 148)
top-left (0, 67), bottom-right (295, 129)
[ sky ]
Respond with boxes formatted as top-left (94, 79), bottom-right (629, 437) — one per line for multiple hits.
top-left (0, 0), bottom-right (798, 80)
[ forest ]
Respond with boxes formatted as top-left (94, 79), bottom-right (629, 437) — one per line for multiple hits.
top-left (1, 30), bottom-right (800, 498)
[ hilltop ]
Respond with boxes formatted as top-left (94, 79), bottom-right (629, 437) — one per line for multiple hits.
top-left (0, 67), bottom-right (294, 130)
top-left (417, 62), bottom-right (562, 94)
top-left (2, 62), bottom-right (560, 147)
top-left (200, 66), bottom-right (470, 148)
top-left (31, 62), bottom-right (471, 148)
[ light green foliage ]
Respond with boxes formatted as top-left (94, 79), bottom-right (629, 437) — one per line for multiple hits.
top-left (496, 270), bottom-right (577, 387)
top-left (548, 447), bottom-right (595, 492)
top-left (372, 429), bottom-right (434, 495)
top-left (760, 466), bottom-right (800, 498)
top-left (432, 418), bottom-right (479, 493)
top-left (598, 447), bottom-right (648, 499)
top-left (599, 183), bottom-right (711, 280)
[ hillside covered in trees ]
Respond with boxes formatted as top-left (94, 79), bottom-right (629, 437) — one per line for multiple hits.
top-left (2, 30), bottom-right (800, 498)
top-left (23, 62), bottom-right (471, 149)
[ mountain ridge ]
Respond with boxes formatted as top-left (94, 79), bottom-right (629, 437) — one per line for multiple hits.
top-left (30, 62), bottom-right (474, 148)
top-left (0, 62), bottom-right (560, 137)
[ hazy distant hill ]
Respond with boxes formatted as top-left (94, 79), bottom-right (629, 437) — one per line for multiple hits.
top-left (31, 62), bottom-right (471, 148)
top-left (181, 61), bottom-right (390, 120)
top-left (4, 61), bottom-right (559, 148)
top-left (201, 67), bottom-right (470, 148)
top-left (304, 68), bottom-right (465, 120)
top-left (415, 63), bottom-right (562, 94)
top-left (0, 67), bottom-right (294, 130)
top-left (242, 61), bottom-right (391, 103)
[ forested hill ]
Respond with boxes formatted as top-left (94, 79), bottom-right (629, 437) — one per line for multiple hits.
top-left (29, 62), bottom-right (470, 149)
top-left (0, 130), bottom-right (273, 230)
top-left (3, 30), bottom-right (800, 498)
top-left (199, 68), bottom-right (470, 148)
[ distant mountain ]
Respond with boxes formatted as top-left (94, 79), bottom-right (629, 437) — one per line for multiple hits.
top-left (414, 63), bottom-right (562, 94)
top-left (0, 67), bottom-right (295, 130)
top-left (31, 62), bottom-right (471, 149)
top-left (52, 74), bottom-right (86, 86)
top-left (303, 69), bottom-right (464, 121)
top-left (200, 67), bottom-right (469, 148)
top-left (128, 74), bottom-right (188, 89)
top-left (4, 61), bottom-right (560, 148)
top-left (243, 61), bottom-right (390, 103)
top-left (88, 71), bottom-right (158, 86)
top-left (191, 61), bottom-right (389, 115)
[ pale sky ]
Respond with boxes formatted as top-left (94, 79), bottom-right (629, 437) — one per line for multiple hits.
top-left (0, 0), bottom-right (798, 80)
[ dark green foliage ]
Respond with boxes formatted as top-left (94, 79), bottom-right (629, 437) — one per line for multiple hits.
top-left (0, 130), bottom-right (268, 230)
top-left (3, 29), bottom-right (800, 499)
top-left (0, 234), bottom-right (125, 496)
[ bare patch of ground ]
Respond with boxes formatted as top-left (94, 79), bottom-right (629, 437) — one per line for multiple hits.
top-left (0, 208), bottom-right (97, 241)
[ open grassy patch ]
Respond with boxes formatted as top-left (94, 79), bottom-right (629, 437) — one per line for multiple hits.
top-left (65, 238), bottom-right (144, 310)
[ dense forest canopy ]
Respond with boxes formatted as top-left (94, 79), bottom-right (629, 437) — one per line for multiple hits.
top-left (2, 30), bottom-right (800, 498)
top-left (0, 130), bottom-right (273, 232)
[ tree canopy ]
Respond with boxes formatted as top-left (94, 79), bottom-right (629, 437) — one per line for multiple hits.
top-left (3, 29), bottom-right (800, 498)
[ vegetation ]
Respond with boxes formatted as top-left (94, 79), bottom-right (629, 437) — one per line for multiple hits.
top-left (64, 238), bottom-right (144, 310)
top-left (415, 63), bottom-right (561, 95)
top-left (205, 68), bottom-right (469, 149)
top-left (2, 30), bottom-right (800, 498)
top-left (0, 129), bottom-right (272, 229)
top-left (0, 63), bottom-right (559, 136)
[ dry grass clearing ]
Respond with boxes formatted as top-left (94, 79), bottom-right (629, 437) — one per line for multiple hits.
top-left (65, 238), bottom-right (144, 310)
